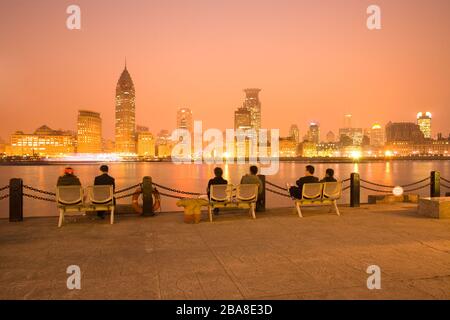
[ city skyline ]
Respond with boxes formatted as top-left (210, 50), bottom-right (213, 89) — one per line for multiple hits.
top-left (1, 0), bottom-right (450, 140)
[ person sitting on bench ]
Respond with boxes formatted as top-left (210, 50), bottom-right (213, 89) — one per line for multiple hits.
top-left (320, 168), bottom-right (337, 183)
top-left (57, 167), bottom-right (81, 186)
top-left (207, 167), bottom-right (228, 215)
top-left (94, 165), bottom-right (116, 219)
top-left (289, 165), bottom-right (319, 199)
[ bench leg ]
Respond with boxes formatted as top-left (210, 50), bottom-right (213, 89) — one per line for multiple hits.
top-left (58, 209), bottom-right (64, 228)
top-left (295, 202), bottom-right (303, 218)
top-left (208, 206), bottom-right (213, 222)
top-left (110, 207), bottom-right (115, 224)
top-left (333, 200), bottom-right (340, 216)
top-left (250, 203), bottom-right (256, 219)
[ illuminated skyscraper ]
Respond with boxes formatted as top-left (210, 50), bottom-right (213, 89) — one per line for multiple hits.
top-left (177, 108), bottom-right (193, 133)
top-left (306, 122), bottom-right (320, 144)
top-left (234, 107), bottom-right (252, 130)
top-left (115, 64), bottom-right (136, 153)
top-left (242, 88), bottom-right (262, 131)
top-left (77, 110), bottom-right (102, 153)
top-left (289, 124), bottom-right (300, 143)
top-left (417, 112), bottom-right (432, 139)
top-left (370, 123), bottom-right (384, 146)
top-left (344, 114), bottom-right (352, 128)
top-left (326, 131), bottom-right (336, 143)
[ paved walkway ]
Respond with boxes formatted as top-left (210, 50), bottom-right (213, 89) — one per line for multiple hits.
top-left (1, 204), bottom-right (450, 300)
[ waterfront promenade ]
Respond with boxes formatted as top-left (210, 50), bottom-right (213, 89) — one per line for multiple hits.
top-left (1, 203), bottom-right (450, 300)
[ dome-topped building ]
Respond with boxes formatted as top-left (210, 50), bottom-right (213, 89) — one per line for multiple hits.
top-left (115, 63), bottom-right (136, 154)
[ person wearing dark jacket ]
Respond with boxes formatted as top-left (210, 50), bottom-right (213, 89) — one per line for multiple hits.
top-left (57, 167), bottom-right (81, 186)
top-left (289, 165), bottom-right (319, 199)
top-left (320, 168), bottom-right (337, 183)
top-left (94, 165), bottom-right (115, 219)
top-left (207, 167), bottom-right (228, 215)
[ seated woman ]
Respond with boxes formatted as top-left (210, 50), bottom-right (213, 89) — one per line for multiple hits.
top-left (320, 168), bottom-right (337, 183)
top-left (207, 167), bottom-right (228, 215)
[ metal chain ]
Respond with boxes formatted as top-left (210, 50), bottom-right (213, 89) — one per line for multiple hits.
top-left (360, 177), bottom-right (430, 189)
top-left (441, 184), bottom-right (450, 189)
top-left (158, 191), bottom-right (186, 200)
top-left (23, 193), bottom-right (56, 202)
top-left (115, 190), bottom-right (141, 200)
top-left (152, 182), bottom-right (201, 196)
top-left (342, 186), bottom-right (350, 191)
top-left (441, 177), bottom-right (450, 184)
top-left (266, 188), bottom-right (291, 198)
top-left (23, 185), bottom-right (56, 196)
top-left (265, 180), bottom-right (287, 191)
top-left (400, 177), bottom-right (431, 188)
top-left (360, 185), bottom-right (392, 194)
top-left (0, 194), bottom-right (9, 201)
top-left (403, 184), bottom-right (431, 193)
top-left (114, 183), bottom-right (141, 194)
top-left (0, 185), bottom-right (9, 192)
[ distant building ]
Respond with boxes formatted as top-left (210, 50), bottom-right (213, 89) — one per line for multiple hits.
top-left (234, 107), bottom-right (252, 130)
top-left (136, 125), bottom-right (149, 133)
top-left (385, 122), bottom-right (424, 143)
top-left (102, 139), bottom-right (115, 153)
top-left (306, 122), bottom-right (320, 144)
top-left (77, 110), bottom-right (102, 153)
top-left (289, 125), bottom-right (300, 143)
top-left (370, 123), bottom-right (384, 146)
top-left (137, 132), bottom-right (155, 157)
top-left (279, 137), bottom-right (298, 157)
top-left (343, 114), bottom-right (353, 128)
top-left (316, 142), bottom-right (338, 157)
top-left (177, 108), bottom-right (193, 133)
top-left (417, 112), bottom-right (432, 139)
top-left (115, 64), bottom-right (136, 154)
top-left (156, 130), bottom-right (173, 158)
top-left (326, 131), bottom-right (336, 143)
top-left (339, 127), bottom-right (363, 146)
top-left (301, 141), bottom-right (318, 157)
top-left (10, 125), bottom-right (75, 156)
top-left (242, 88), bottom-right (262, 131)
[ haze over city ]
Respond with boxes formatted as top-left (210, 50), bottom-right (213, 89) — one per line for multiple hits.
top-left (1, 0), bottom-right (450, 140)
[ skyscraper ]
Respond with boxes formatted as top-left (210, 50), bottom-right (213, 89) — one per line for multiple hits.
top-left (370, 123), bottom-right (385, 146)
top-left (417, 112), bottom-right (432, 139)
top-left (289, 124), bottom-right (300, 143)
top-left (242, 88), bottom-right (262, 131)
top-left (77, 110), bottom-right (102, 153)
top-left (176, 108), bottom-right (193, 133)
top-left (234, 107), bottom-right (252, 130)
top-left (307, 122), bottom-right (320, 144)
top-left (115, 64), bottom-right (136, 154)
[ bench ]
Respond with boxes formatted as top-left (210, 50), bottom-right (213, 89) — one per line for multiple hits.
top-left (287, 182), bottom-right (342, 218)
top-left (56, 185), bottom-right (115, 227)
top-left (208, 184), bottom-right (258, 222)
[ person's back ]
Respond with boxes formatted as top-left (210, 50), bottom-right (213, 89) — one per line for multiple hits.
top-left (320, 168), bottom-right (337, 183)
top-left (94, 165), bottom-right (115, 191)
top-left (207, 167), bottom-right (228, 215)
top-left (240, 166), bottom-right (262, 195)
top-left (289, 165), bottom-right (318, 199)
top-left (57, 168), bottom-right (81, 187)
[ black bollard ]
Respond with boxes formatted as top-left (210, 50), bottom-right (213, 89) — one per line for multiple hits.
top-left (350, 173), bottom-right (360, 207)
top-left (9, 178), bottom-right (23, 222)
top-left (430, 171), bottom-right (440, 198)
top-left (257, 174), bottom-right (266, 212)
top-left (142, 176), bottom-right (154, 216)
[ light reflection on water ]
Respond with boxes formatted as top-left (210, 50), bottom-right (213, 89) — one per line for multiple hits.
top-left (0, 161), bottom-right (449, 218)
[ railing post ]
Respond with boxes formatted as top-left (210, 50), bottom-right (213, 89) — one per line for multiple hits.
top-left (257, 174), bottom-right (266, 212)
top-left (350, 173), bottom-right (360, 207)
top-left (142, 176), bottom-right (154, 216)
top-left (430, 171), bottom-right (440, 198)
top-left (9, 178), bottom-right (23, 222)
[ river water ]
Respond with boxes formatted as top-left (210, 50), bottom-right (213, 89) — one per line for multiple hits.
top-left (0, 161), bottom-right (449, 218)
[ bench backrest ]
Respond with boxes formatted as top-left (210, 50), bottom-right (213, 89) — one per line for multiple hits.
top-left (323, 182), bottom-right (342, 200)
top-left (236, 184), bottom-right (258, 202)
top-left (56, 186), bottom-right (83, 205)
top-left (210, 184), bottom-right (232, 202)
top-left (301, 183), bottom-right (323, 200)
top-left (86, 185), bottom-right (114, 205)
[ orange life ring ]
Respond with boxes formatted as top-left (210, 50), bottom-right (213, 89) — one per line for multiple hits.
top-left (131, 187), bottom-right (161, 214)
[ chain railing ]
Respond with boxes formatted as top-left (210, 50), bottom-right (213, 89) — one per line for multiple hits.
top-left (0, 185), bottom-right (9, 201)
top-left (114, 183), bottom-right (141, 195)
top-left (23, 185), bottom-right (56, 196)
top-left (23, 193), bottom-right (56, 202)
top-left (152, 181), bottom-right (202, 196)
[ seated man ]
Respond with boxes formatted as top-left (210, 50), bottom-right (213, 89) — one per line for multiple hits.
top-left (207, 167), bottom-right (228, 215)
top-left (289, 165), bottom-right (319, 199)
top-left (240, 165), bottom-right (263, 211)
top-left (320, 168), bottom-right (337, 183)
top-left (94, 165), bottom-right (115, 219)
top-left (57, 167), bottom-right (81, 186)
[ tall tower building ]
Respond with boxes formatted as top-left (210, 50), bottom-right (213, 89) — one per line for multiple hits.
top-left (77, 110), bottom-right (102, 153)
top-left (370, 123), bottom-right (385, 146)
top-left (177, 108), bottom-right (193, 133)
top-left (234, 107), bottom-right (252, 130)
top-left (417, 112), bottom-right (432, 139)
top-left (289, 125), bottom-right (300, 143)
top-left (242, 88), bottom-right (262, 131)
top-left (307, 122), bottom-right (320, 144)
top-left (115, 64), bottom-right (136, 153)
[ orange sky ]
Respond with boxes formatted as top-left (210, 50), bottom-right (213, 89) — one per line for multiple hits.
top-left (1, 0), bottom-right (449, 140)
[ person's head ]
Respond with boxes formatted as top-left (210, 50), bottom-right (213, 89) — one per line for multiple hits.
top-left (326, 168), bottom-right (334, 178)
top-left (214, 167), bottom-right (223, 178)
top-left (249, 165), bottom-right (258, 175)
top-left (305, 165), bottom-right (315, 176)
top-left (100, 165), bottom-right (109, 173)
top-left (64, 167), bottom-right (74, 175)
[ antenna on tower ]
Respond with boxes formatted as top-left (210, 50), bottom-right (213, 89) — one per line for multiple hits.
top-left (124, 57), bottom-right (127, 70)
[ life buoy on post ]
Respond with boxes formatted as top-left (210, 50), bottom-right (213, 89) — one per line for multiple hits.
top-left (131, 187), bottom-right (161, 214)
